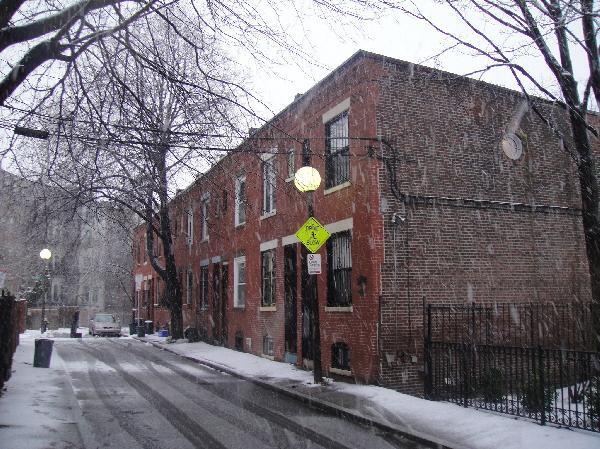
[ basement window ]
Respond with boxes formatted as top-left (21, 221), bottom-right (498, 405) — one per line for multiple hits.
top-left (331, 342), bottom-right (350, 371)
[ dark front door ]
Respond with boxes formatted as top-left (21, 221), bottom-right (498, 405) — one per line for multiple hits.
top-left (221, 263), bottom-right (228, 346)
top-left (300, 247), bottom-right (316, 365)
top-left (212, 262), bottom-right (223, 344)
top-left (284, 244), bottom-right (297, 363)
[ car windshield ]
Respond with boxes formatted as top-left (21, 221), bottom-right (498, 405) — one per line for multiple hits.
top-left (94, 315), bottom-right (115, 323)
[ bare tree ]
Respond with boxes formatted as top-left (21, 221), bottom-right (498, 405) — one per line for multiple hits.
top-left (0, 0), bottom-right (172, 105)
top-left (381, 1), bottom-right (600, 308)
top-left (20, 9), bottom-right (246, 338)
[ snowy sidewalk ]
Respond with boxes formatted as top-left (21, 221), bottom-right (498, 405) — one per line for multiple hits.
top-left (138, 334), bottom-right (600, 449)
top-left (0, 332), bottom-right (85, 449)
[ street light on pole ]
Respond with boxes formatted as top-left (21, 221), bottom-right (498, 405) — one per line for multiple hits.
top-left (294, 163), bottom-right (323, 384)
top-left (39, 248), bottom-right (52, 333)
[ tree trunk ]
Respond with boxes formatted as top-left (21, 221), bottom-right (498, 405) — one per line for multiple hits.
top-left (571, 110), bottom-right (600, 346)
top-left (164, 251), bottom-right (183, 339)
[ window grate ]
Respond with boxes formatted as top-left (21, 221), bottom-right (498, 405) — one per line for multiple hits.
top-left (327, 230), bottom-right (352, 307)
top-left (325, 112), bottom-right (349, 188)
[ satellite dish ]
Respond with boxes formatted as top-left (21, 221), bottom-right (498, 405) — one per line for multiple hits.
top-left (501, 133), bottom-right (523, 160)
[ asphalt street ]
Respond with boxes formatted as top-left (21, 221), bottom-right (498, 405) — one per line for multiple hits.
top-left (56, 338), bottom-right (431, 449)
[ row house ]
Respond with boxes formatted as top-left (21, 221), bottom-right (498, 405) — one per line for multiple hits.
top-left (132, 50), bottom-right (594, 393)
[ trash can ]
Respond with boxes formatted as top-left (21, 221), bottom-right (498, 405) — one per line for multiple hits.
top-left (137, 323), bottom-right (145, 338)
top-left (129, 322), bottom-right (137, 335)
top-left (33, 338), bottom-right (54, 368)
top-left (144, 320), bottom-right (154, 334)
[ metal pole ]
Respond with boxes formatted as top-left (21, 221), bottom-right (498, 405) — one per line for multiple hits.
top-left (40, 263), bottom-right (48, 333)
top-left (308, 191), bottom-right (322, 383)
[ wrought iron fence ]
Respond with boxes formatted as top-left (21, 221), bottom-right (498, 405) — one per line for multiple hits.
top-left (424, 303), bottom-right (600, 432)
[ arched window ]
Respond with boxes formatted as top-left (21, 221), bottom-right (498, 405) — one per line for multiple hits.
top-left (331, 342), bottom-right (350, 370)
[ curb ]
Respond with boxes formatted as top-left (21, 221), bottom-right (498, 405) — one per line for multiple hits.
top-left (133, 336), bottom-right (451, 449)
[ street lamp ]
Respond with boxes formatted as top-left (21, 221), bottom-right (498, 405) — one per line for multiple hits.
top-left (39, 248), bottom-right (51, 333)
top-left (294, 163), bottom-right (323, 383)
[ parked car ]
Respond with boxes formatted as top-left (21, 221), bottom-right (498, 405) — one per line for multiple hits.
top-left (89, 313), bottom-right (121, 337)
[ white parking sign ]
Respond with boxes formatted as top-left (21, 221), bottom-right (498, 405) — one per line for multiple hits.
top-left (307, 254), bottom-right (321, 275)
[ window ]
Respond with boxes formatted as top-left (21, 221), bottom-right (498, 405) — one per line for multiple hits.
top-left (199, 265), bottom-right (209, 309)
top-left (261, 249), bottom-right (276, 307)
top-left (154, 279), bottom-right (160, 306)
top-left (173, 214), bottom-right (179, 236)
top-left (327, 230), bottom-right (352, 306)
top-left (262, 155), bottom-right (276, 215)
top-left (222, 190), bottom-right (228, 216)
top-left (201, 199), bottom-right (209, 241)
top-left (235, 331), bottom-right (244, 352)
top-left (263, 335), bottom-right (274, 357)
top-left (186, 269), bottom-right (193, 305)
top-left (235, 175), bottom-right (246, 226)
top-left (331, 342), bottom-right (350, 370)
top-left (302, 139), bottom-right (311, 166)
top-left (186, 209), bottom-right (194, 245)
top-left (325, 111), bottom-right (349, 188)
top-left (233, 255), bottom-right (246, 308)
top-left (287, 150), bottom-right (295, 178)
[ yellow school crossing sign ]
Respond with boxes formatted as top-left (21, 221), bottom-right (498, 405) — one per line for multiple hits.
top-left (296, 217), bottom-right (330, 253)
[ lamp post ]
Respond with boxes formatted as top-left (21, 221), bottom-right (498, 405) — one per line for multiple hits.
top-left (39, 248), bottom-right (52, 333)
top-left (294, 165), bottom-right (323, 383)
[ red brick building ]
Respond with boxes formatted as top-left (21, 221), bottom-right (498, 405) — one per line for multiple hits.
top-left (132, 50), bottom-right (594, 393)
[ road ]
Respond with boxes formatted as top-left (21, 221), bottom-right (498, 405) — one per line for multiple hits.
top-left (55, 338), bottom-right (431, 449)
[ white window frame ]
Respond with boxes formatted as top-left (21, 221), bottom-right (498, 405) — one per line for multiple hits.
top-left (201, 199), bottom-right (209, 241)
top-left (235, 175), bottom-right (246, 227)
top-left (262, 154), bottom-right (276, 217)
top-left (261, 248), bottom-right (276, 307)
top-left (286, 149), bottom-right (295, 181)
top-left (186, 208), bottom-right (194, 245)
top-left (233, 255), bottom-right (246, 308)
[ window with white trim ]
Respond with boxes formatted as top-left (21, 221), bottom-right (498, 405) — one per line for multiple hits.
top-left (325, 111), bottom-right (349, 188)
top-left (235, 175), bottom-right (246, 226)
top-left (186, 209), bottom-right (193, 245)
top-left (233, 255), bottom-right (246, 308)
top-left (261, 249), bottom-right (276, 307)
top-left (287, 149), bottom-right (295, 178)
top-left (262, 155), bottom-right (276, 215)
top-left (327, 230), bottom-right (352, 306)
top-left (201, 199), bottom-right (209, 241)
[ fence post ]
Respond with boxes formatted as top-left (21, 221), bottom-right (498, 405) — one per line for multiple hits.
top-left (424, 304), bottom-right (433, 398)
top-left (538, 345), bottom-right (546, 426)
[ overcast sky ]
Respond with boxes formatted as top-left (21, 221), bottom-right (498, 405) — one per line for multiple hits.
top-left (245, 1), bottom-right (591, 120)
top-left (1, 1), bottom-right (594, 184)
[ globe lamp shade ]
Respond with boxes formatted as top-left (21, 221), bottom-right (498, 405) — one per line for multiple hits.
top-left (294, 166), bottom-right (321, 192)
top-left (39, 248), bottom-right (52, 260)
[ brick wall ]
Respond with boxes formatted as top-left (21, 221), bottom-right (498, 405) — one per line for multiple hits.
top-left (375, 56), bottom-right (591, 394)
top-left (132, 54), bottom-right (386, 383)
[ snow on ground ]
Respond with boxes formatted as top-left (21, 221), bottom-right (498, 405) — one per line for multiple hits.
top-left (145, 335), bottom-right (314, 384)
top-left (144, 335), bottom-right (600, 449)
